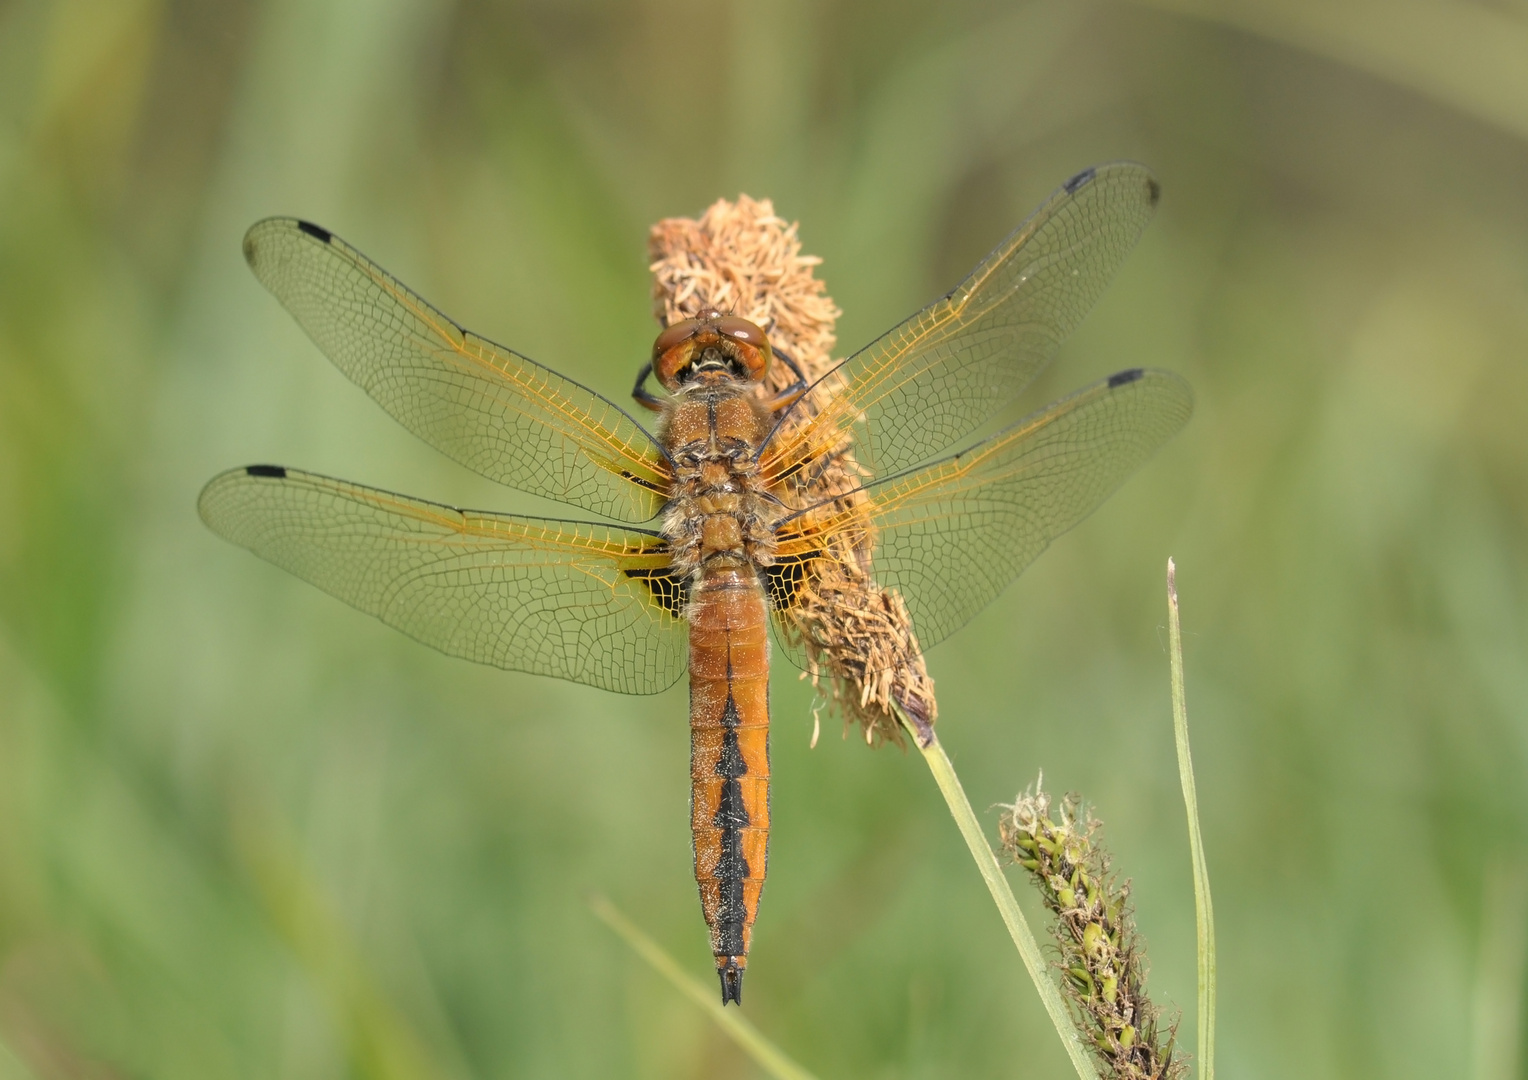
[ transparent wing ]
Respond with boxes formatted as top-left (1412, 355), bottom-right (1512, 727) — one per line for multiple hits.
top-left (775, 369), bottom-right (1192, 653)
top-left (199, 466), bottom-right (687, 694)
top-left (243, 219), bottom-right (669, 523)
top-left (762, 163), bottom-right (1160, 483)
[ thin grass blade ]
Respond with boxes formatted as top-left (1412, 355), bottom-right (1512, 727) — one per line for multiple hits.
top-left (898, 708), bottom-right (1101, 1080)
top-left (588, 895), bottom-right (819, 1080)
top-left (1167, 558), bottom-right (1216, 1080)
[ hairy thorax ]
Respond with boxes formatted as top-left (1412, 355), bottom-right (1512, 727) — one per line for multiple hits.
top-left (659, 381), bottom-right (780, 582)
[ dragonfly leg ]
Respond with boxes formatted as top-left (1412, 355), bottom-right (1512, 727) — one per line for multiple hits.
top-left (761, 346), bottom-right (807, 413)
top-left (632, 363), bottom-right (666, 412)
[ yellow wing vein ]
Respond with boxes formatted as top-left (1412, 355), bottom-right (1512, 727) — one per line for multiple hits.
top-left (199, 466), bottom-right (686, 694)
top-left (762, 163), bottom-right (1161, 482)
top-left (776, 368), bottom-right (1192, 653)
top-left (360, 261), bottom-right (663, 481)
top-left (243, 218), bottom-right (671, 522)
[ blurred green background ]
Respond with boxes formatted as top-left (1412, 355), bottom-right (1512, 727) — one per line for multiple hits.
top-left (3, 0), bottom-right (1528, 1076)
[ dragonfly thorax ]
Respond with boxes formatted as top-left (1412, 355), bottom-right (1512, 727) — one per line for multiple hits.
top-left (659, 381), bottom-right (780, 582)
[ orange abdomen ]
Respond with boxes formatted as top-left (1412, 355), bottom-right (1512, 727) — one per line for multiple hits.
top-left (688, 565), bottom-right (770, 1005)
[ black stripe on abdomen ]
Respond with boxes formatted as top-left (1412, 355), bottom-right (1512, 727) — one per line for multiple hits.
top-left (713, 686), bottom-right (749, 956)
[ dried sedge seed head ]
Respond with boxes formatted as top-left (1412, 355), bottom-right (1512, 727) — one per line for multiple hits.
top-left (650, 194), bottom-right (839, 393)
top-left (649, 196), bottom-right (937, 746)
top-left (998, 780), bottom-right (1185, 1080)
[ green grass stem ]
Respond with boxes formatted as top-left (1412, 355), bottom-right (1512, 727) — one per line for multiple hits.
top-left (897, 708), bottom-right (1101, 1080)
top-left (588, 895), bottom-right (819, 1080)
top-left (1167, 558), bottom-right (1216, 1080)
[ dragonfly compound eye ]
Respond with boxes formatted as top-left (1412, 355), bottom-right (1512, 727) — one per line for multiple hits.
top-left (652, 318), bottom-right (703, 390)
top-left (714, 316), bottom-right (772, 382)
top-left (651, 312), bottom-right (771, 388)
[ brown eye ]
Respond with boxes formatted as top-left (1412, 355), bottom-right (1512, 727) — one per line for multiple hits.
top-left (716, 316), bottom-right (768, 350)
top-left (715, 316), bottom-right (771, 380)
top-left (652, 318), bottom-right (702, 389)
top-left (652, 318), bottom-right (701, 362)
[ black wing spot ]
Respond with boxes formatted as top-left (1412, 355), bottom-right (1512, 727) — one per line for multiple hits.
top-left (296, 220), bottom-right (333, 243)
top-left (624, 566), bottom-right (689, 615)
top-left (1146, 177), bottom-right (1162, 207)
top-left (244, 464), bottom-right (288, 479)
top-left (764, 556), bottom-right (812, 611)
top-left (619, 469), bottom-right (668, 495)
top-left (1064, 167), bottom-right (1097, 194)
top-left (1108, 368), bottom-right (1145, 389)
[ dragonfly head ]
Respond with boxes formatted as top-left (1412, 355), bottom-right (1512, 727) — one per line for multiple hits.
top-left (652, 309), bottom-right (772, 391)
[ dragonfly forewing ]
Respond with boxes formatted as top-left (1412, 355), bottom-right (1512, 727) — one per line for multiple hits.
top-left (243, 219), bottom-right (671, 523)
top-left (763, 162), bottom-right (1161, 484)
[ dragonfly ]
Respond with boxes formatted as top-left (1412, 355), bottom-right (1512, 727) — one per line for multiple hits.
top-left (199, 162), bottom-right (1193, 1005)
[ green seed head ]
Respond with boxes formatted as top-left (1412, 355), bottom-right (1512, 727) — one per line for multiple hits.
top-left (995, 779), bottom-right (1184, 1080)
